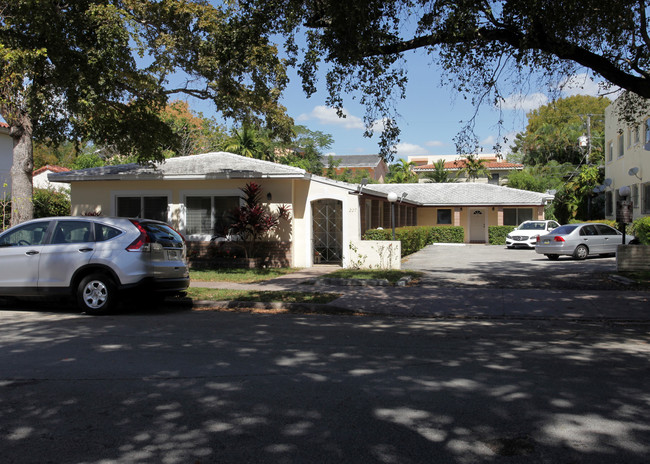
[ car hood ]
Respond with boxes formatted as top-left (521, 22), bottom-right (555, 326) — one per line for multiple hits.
top-left (510, 230), bottom-right (545, 237)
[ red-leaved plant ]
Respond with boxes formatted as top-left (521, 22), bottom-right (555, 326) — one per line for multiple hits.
top-left (226, 182), bottom-right (290, 259)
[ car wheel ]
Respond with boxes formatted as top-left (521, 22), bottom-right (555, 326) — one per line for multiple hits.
top-left (77, 273), bottom-right (116, 315)
top-left (573, 244), bottom-right (589, 260)
top-left (546, 254), bottom-right (560, 261)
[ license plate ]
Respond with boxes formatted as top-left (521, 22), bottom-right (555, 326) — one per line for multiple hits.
top-left (543, 240), bottom-right (550, 245)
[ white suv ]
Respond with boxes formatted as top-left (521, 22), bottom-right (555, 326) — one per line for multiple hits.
top-left (0, 217), bottom-right (190, 314)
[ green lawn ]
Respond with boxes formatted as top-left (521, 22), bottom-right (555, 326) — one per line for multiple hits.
top-left (189, 267), bottom-right (300, 283)
top-left (321, 269), bottom-right (422, 284)
top-left (186, 287), bottom-right (340, 304)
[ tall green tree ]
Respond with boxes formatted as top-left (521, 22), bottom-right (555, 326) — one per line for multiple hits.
top-left (238, 0), bottom-right (650, 159)
top-left (278, 125), bottom-right (333, 174)
top-left (0, 1), bottom-right (292, 225)
top-left (224, 125), bottom-right (274, 160)
top-left (511, 95), bottom-right (610, 166)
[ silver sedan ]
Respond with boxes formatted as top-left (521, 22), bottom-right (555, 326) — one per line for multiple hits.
top-left (535, 223), bottom-right (635, 260)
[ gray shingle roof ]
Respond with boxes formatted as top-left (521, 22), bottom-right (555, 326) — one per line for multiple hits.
top-left (49, 152), bottom-right (308, 182)
top-left (365, 183), bottom-right (553, 206)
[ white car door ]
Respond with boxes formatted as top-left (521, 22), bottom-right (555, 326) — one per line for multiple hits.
top-left (595, 224), bottom-right (623, 253)
top-left (37, 220), bottom-right (94, 289)
top-left (0, 221), bottom-right (51, 290)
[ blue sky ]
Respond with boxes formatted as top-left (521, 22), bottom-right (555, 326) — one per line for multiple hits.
top-left (265, 51), bottom-right (611, 161)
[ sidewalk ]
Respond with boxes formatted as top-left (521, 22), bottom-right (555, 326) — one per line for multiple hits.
top-left (189, 267), bottom-right (650, 320)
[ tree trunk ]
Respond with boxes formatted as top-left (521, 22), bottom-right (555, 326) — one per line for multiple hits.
top-left (10, 115), bottom-right (34, 226)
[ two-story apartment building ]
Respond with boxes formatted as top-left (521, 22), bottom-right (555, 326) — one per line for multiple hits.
top-left (604, 99), bottom-right (650, 220)
top-left (408, 154), bottom-right (523, 185)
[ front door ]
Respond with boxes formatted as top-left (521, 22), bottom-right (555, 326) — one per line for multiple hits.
top-left (469, 208), bottom-right (486, 243)
top-left (312, 199), bottom-right (343, 264)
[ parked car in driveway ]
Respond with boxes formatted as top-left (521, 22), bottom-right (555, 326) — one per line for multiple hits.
top-left (0, 217), bottom-right (190, 314)
top-left (535, 223), bottom-right (635, 260)
top-left (506, 220), bottom-right (561, 248)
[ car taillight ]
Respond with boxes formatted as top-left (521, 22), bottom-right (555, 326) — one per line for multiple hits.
top-left (126, 220), bottom-right (150, 251)
top-left (554, 236), bottom-right (565, 242)
top-left (536, 236), bottom-right (541, 242)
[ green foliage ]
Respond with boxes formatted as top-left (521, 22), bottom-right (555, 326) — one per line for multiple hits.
top-left (387, 159), bottom-right (419, 183)
top-left (423, 159), bottom-right (455, 183)
top-left (488, 226), bottom-right (516, 245)
top-left (511, 96), bottom-right (609, 166)
top-left (363, 226), bottom-right (464, 256)
top-left (239, 0), bottom-right (650, 160)
top-left (630, 217), bottom-right (650, 245)
top-left (278, 125), bottom-right (332, 174)
top-left (33, 188), bottom-right (70, 218)
top-left (1, 0), bottom-right (293, 223)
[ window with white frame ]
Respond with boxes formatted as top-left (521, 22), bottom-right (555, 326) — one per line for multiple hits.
top-left (643, 183), bottom-right (650, 214)
top-left (607, 141), bottom-right (613, 162)
top-left (605, 191), bottom-right (613, 216)
top-left (116, 196), bottom-right (168, 222)
top-left (632, 184), bottom-right (639, 208)
top-left (634, 125), bottom-right (640, 145)
top-left (185, 195), bottom-right (240, 236)
top-left (618, 133), bottom-right (625, 157)
top-left (627, 128), bottom-right (632, 148)
top-left (437, 208), bottom-right (452, 225)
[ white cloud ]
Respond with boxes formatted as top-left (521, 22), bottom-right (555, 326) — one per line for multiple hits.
top-left (500, 93), bottom-right (549, 111)
top-left (558, 73), bottom-right (618, 98)
top-left (425, 140), bottom-right (445, 147)
top-left (297, 105), bottom-right (364, 129)
top-left (481, 135), bottom-right (496, 147)
top-left (394, 143), bottom-right (430, 157)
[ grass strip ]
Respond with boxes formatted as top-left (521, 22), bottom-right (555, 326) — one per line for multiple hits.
top-left (322, 269), bottom-right (422, 284)
top-left (189, 267), bottom-right (300, 283)
top-left (187, 287), bottom-right (340, 304)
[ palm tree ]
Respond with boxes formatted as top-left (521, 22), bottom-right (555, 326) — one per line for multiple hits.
top-left (423, 159), bottom-right (455, 183)
top-left (457, 155), bottom-right (490, 182)
top-left (224, 125), bottom-right (274, 160)
top-left (388, 159), bottom-right (419, 183)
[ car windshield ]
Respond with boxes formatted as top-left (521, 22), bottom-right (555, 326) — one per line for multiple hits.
top-left (551, 225), bottom-right (579, 235)
top-left (519, 222), bottom-right (546, 230)
top-left (142, 222), bottom-right (184, 248)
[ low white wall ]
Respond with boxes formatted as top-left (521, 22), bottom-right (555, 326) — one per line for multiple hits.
top-left (346, 240), bottom-right (401, 269)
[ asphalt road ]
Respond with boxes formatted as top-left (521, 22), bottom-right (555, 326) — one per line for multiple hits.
top-left (1, 308), bottom-right (649, 464)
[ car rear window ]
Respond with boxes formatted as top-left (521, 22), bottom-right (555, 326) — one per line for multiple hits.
top-left (551, 225), bottom-right (578, 235)
top-left (95, 224), bottom-right (123, 242)
top-left (142, 223), bottom-right (184, 248)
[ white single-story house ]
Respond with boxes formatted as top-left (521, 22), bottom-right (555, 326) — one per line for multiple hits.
top-left (0, 122), bottom-right (11, 201)
top-left (33, 165), bottom-right (71, 192)
top-left (50, 152), bottom-right (553, 267)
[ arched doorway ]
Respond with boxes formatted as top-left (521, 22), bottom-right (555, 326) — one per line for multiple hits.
top-left (312, 199), bottom-right (343, 264)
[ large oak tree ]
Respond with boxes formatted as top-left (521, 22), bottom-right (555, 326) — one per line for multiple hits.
top-left (1, 0), bottom-right (292, 225)
top-left (240, 0), bottom-right (650, 159)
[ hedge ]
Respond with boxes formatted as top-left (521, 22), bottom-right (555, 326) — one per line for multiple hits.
top-left (363, 226), bottom-right (464, 257)
top-left (488, 225), bottom-right (516, 245)
top-left (630, 216), bottom-right (650, 245)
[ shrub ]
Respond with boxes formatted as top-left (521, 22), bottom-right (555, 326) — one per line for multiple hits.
top-left (33, 188), bottom-right (70, 218)
top-left (488, 226), bottom-right (516, 245)
top-left (363, 226), bottom-right (464, 256)
top-left (630, 217), bottom-right (650, 245)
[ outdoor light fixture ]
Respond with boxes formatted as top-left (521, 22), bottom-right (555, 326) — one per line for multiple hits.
top-left (267, 192), bottom-right (272, 201)
top-left (387, 192), bottom-right (398, 240)
top-left (619, 185), bottom-right (631, 198)
top-left (629, 166), bottom-right (642, 180)
top-left (398, 192), bottom-right (408, 203)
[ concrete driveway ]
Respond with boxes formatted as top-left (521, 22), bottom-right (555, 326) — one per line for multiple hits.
top-left (402, 244), bottom-right (627, 290)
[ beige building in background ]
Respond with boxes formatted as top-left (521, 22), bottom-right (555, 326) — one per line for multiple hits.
top-left (51, 152), bottom-right (553, 267)
top-left (604, 99), bottom-right (650, 220)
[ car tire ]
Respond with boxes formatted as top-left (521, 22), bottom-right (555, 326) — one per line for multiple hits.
top-left (573, 245), bottom-right (589, 260)
top-left (77, 273), bottom-right (116, 315)
top-left (546, 254), bottom-right (560, 261)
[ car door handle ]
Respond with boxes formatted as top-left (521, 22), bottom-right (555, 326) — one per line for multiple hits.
top-left (25, 250), bottom-right (39, 255)
top-left (78, 247), bottom-right (94, 252)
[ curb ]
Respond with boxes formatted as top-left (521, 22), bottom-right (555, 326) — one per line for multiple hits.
top-left (165, 297), bottom-right (358, 315)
